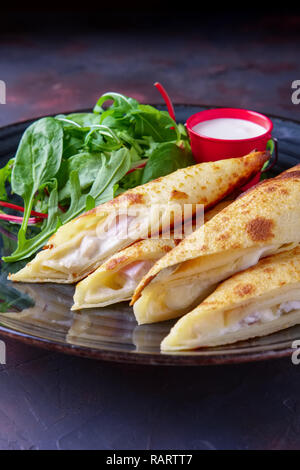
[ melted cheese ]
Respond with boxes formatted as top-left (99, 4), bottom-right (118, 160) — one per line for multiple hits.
top-left (161, 287), bottom-right (300, 351)
top-left (44, 215), bottom-right (139, 276)
top-left (74, 259), bottom-right (156, 309)
top-left (134, 244), bottom-right (278, 324)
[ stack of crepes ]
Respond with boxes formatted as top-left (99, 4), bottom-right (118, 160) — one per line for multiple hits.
top-left (11, 151), bottom-right (300, 351)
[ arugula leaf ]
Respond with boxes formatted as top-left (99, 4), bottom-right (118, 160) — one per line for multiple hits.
top-left (84, 126), bottom-right (122, 152)
top-left (61, 147), bottom-right (131, 224)
top-left (119, 168), bottom-right (143, 191)
top-left (141, 141), bottom-right (194, 184)
top-left (132, 105), bottom-right (179, 142)
top-left (58, 152), bottom-right (105, 201)
top-left (94, 92), bottom-right (139, 115)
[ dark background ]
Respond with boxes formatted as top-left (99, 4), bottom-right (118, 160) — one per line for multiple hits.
top-left (1, 6), bottom-right (300, 450)
top-left (1, 6), bottom-right (300, 125)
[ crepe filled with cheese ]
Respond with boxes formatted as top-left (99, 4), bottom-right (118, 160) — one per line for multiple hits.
top-left (72, 238), bottom-right (176, 309)
top-left (161, 246), bottom-right (300, 350)
top-left (10, 151), bottom-right (267, 284)
top-left (72, 199), bottom-right (232, 310)
top-left (132, 165), bottom-right (300, 325)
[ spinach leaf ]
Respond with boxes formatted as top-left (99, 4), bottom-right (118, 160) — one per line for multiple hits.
top-left (0, 158), bottom-right (14, 200)
top-left (8, 117), bottom-right (63, 256)
top-left (12, 118), bottom-right (63, 199)
top-left (3, 184), bottom-right (62, 262)
top-left (1, 91), bottom-right (195, 263)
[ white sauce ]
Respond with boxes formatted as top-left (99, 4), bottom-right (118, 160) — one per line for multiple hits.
top-left (193, 118), bottom-right (266, 140)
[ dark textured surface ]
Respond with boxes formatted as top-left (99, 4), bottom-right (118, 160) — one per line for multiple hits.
top-left (1, 13), bottom-right (300, 126)
top-left (1, 343), bottom-right (300, 450)
top-left (1, 14), bottom-right (300, 450)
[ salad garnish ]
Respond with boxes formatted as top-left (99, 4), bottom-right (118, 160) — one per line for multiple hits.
top-left (0, 87), bottom-right (194, 262)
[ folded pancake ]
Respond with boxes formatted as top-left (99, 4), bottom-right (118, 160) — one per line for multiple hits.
top-left (132, 165), bottom-right (300, 325)
top-left (72, 239), bottom-right (176, 309)
top-left (72, 199), bottom-right (232, 310)
top-left (10, 151), bottom-right (267, 284)
top-left (161, 246), bottom-right (300, 350)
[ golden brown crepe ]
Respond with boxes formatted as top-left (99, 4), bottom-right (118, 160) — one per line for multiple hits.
top-left (72, 239), bottom-right (176, 309)
top-left (161, 246), bottom-right (300, 350)
top-left (132, 165), bottom-right (300, 325)
top-left (72, 199), bottom-right (233, 310)
top-left (10, 151), bottom-right (267, 284)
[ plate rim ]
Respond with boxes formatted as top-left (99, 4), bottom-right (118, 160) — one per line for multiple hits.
top-left (0, 323), bottom-right (294, 366)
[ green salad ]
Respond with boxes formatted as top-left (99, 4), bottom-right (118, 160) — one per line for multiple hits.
top-left (0, 92), bottom-right (194, 263)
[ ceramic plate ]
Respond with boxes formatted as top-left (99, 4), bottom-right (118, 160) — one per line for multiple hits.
top-left (0, 105), bottom-right (298, 365)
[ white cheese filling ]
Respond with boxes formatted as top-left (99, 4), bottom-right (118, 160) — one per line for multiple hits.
top-left (43, 215), bottom-right (140, 275)
top-left (228, 301), bottom-right (300, 334)
top-left (85, 260), bottom-right (156, 304)
top-left (164, 245), bottom-right (278, 312)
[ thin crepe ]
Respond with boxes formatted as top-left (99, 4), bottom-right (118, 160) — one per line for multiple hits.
top-left (72, 238), bottom-right (176, 309)
top-left (10, 151), bottom-right (267, 284)
top-left (161, 246), bottom-right (300, 350)
top-left (72, 199), bottom-right (232, 310)
top-left (132, 165), bottom-right (300, 325)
